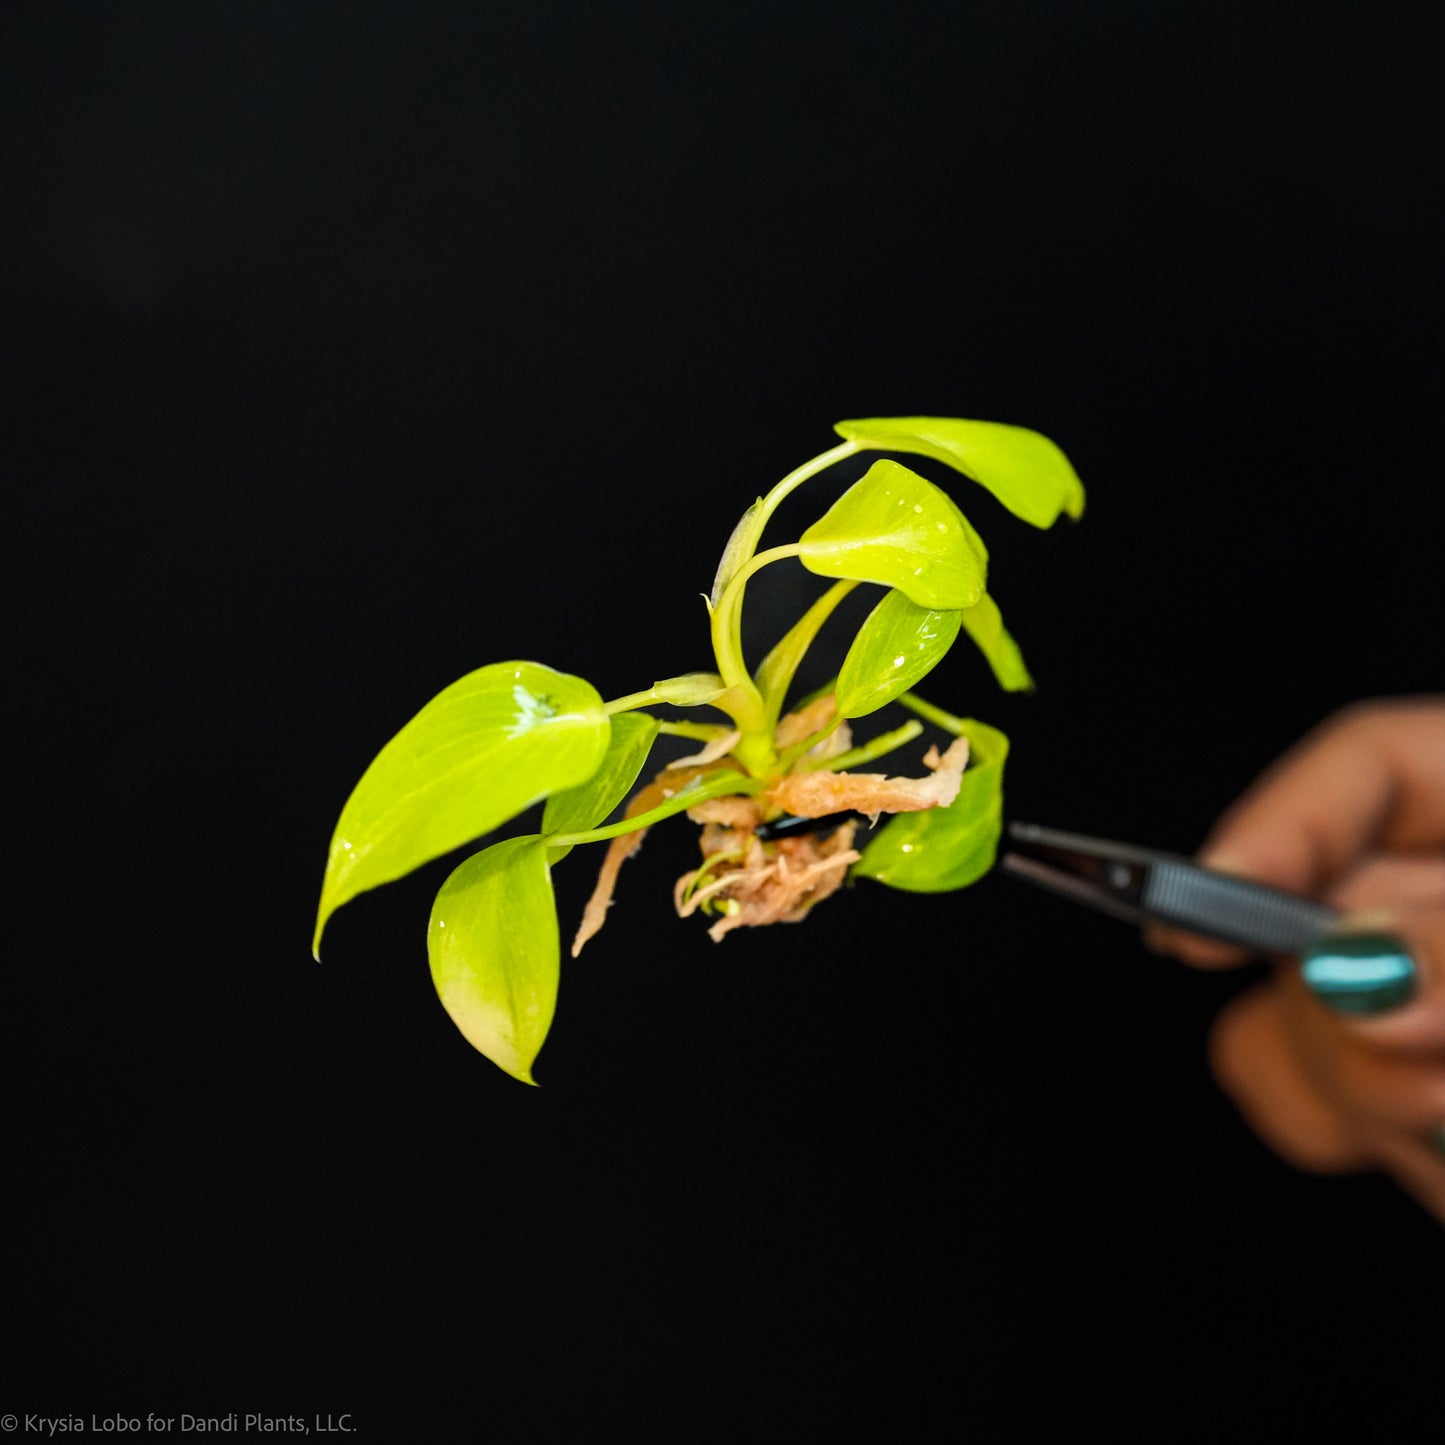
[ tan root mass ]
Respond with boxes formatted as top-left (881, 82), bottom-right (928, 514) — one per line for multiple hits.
top-left (764, 735), bottom-right (969, 821)
top-left (570, 700), bottom-right (969, 954)
top-left (772, 693), bottom-right (846, 752)
top-left (570, 764), bottom-right (716, 958)
top-left (673, 824), bottom-right (861, 942)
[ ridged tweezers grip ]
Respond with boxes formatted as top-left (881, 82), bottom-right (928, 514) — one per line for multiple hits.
top-left (1143, 861), bottom-right (1338, 952)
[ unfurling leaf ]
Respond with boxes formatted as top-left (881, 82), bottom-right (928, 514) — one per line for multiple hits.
top-left (314, 660), bottom-right (608, 956)
top-left (710, 499), bottom-right (763, 605)
top-left (428, 835), bottom-right (558, 1083)
top-left (796, 460), bottom-right (987, 609)
top-left (543, 712), bottom-right (660, 861)
top-left (852, 716), bottom-right (1009, 891)
top-left (835, 589), bottom-right (961, 719)
top-left (834, 416), bottom-right (1084, 528)
top-left (960, 592), bottom-right (1033, 692)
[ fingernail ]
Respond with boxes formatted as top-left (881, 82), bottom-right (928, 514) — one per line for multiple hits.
top-left (1300, 932), bottom-right (1417, 1015)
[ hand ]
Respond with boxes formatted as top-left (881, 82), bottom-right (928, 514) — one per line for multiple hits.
top-left (1151, 697), bottom-right (1445, 1222)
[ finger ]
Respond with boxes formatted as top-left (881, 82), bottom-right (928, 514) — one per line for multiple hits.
top-left (1374, 1133), bottom-right (1445, 1225)
top-left (1207, 979), bottom-right (1370, 1173)
top-left (1210, 954), bottom-right (1445, 1180)
top-left (1291, 939), bottom-right (1445, 1223)
top-left (1150, 698), bottom-right (1445, 971)
top-left (1203, 867), bottom-right (1445, 1216)
top-left (1199, 696), bottom-right (1445, 896)
top-left (1144, 915), bottom-right (1260, 971)
top-left (1324, 854), bottom-right (1445, 915)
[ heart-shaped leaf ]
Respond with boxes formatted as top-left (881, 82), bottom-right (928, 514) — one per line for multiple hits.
top-left (961, 592), bottom-right (1033, 693)
top-left (543, 712), bottom-right (660, 861)
top-left (428, 835), bottom-right (558, 1084)
top-left (852, 716), bottom-right (1009, 891)
top-left (834, 416), bottom-right (1084, 528)
top-left (796, 460), bottom-right (987, 609)
top-left (835, 589), bottom-right (961, 719)
top-left (314, 660), bottom-right (608, 956)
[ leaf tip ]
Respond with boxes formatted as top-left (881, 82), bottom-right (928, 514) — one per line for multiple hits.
top-left (486, 1048), bottom-right (542, 1085)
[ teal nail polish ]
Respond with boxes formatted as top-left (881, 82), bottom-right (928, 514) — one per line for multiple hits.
top-left (1300, 933), bottom-right (1416, 1015)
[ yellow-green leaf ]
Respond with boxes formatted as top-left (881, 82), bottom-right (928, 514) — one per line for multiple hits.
top-left (796, 459), bottom-right (987, 609)
top-left (428, 835), bottom-right (558, 1084)
top-left (835, 589), bottom-right (961, 719)
top-left (314, 661), bottom-right (608, 956)
top-left (961, 592), bottom-right (1034, 692)
top-left (543, 712), bottom-right (660, 861)
top-left (834, 416), bottom-right (1084, 528)
top-left (852, 716), bottom-right (1009, 891)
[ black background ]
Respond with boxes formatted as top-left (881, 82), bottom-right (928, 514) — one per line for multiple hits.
top-left (7, 3), bottom-right (1444, 1436)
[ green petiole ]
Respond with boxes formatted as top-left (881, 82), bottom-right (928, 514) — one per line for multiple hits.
top-left (546, 769), bottom-right (763, 849)
top-left (811, 719), bottom-right (924, 774)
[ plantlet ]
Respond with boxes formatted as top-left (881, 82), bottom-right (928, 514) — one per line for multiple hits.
top-left (314, 415), bottom-right (1084, 1082)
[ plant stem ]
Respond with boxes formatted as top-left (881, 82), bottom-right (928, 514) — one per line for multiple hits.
top-left (708, 544), bottom-right (806, 772)
top-left (752, 439), bottom-right (861, 546)
top-left (707, 442), bottom-right (859, 679)
top-left (678, 846), bottom-right (743, 908)
top-left (811, 718), bottom-right (923, 773)
top-left (754, 579), bottom-right (856, 731)
top-left (547, 769), bottom-right (763, 848)
top-left (603, 689), bottom-right (661, 715)
top-left (897, 691), bottom-right (968, 736)
top-left (705, 438), bottom-right (861, 776)
top-left (710, 544), bottom-right (804, 686)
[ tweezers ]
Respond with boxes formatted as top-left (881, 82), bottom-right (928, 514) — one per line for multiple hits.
top-left (999, 821), bottom-right (1339, 952)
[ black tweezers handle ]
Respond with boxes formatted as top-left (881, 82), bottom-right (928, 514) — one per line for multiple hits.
top-left (753, 809), bottom-right (865, 841)
top-left (1144, 859), bottom-right (1338, 952)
